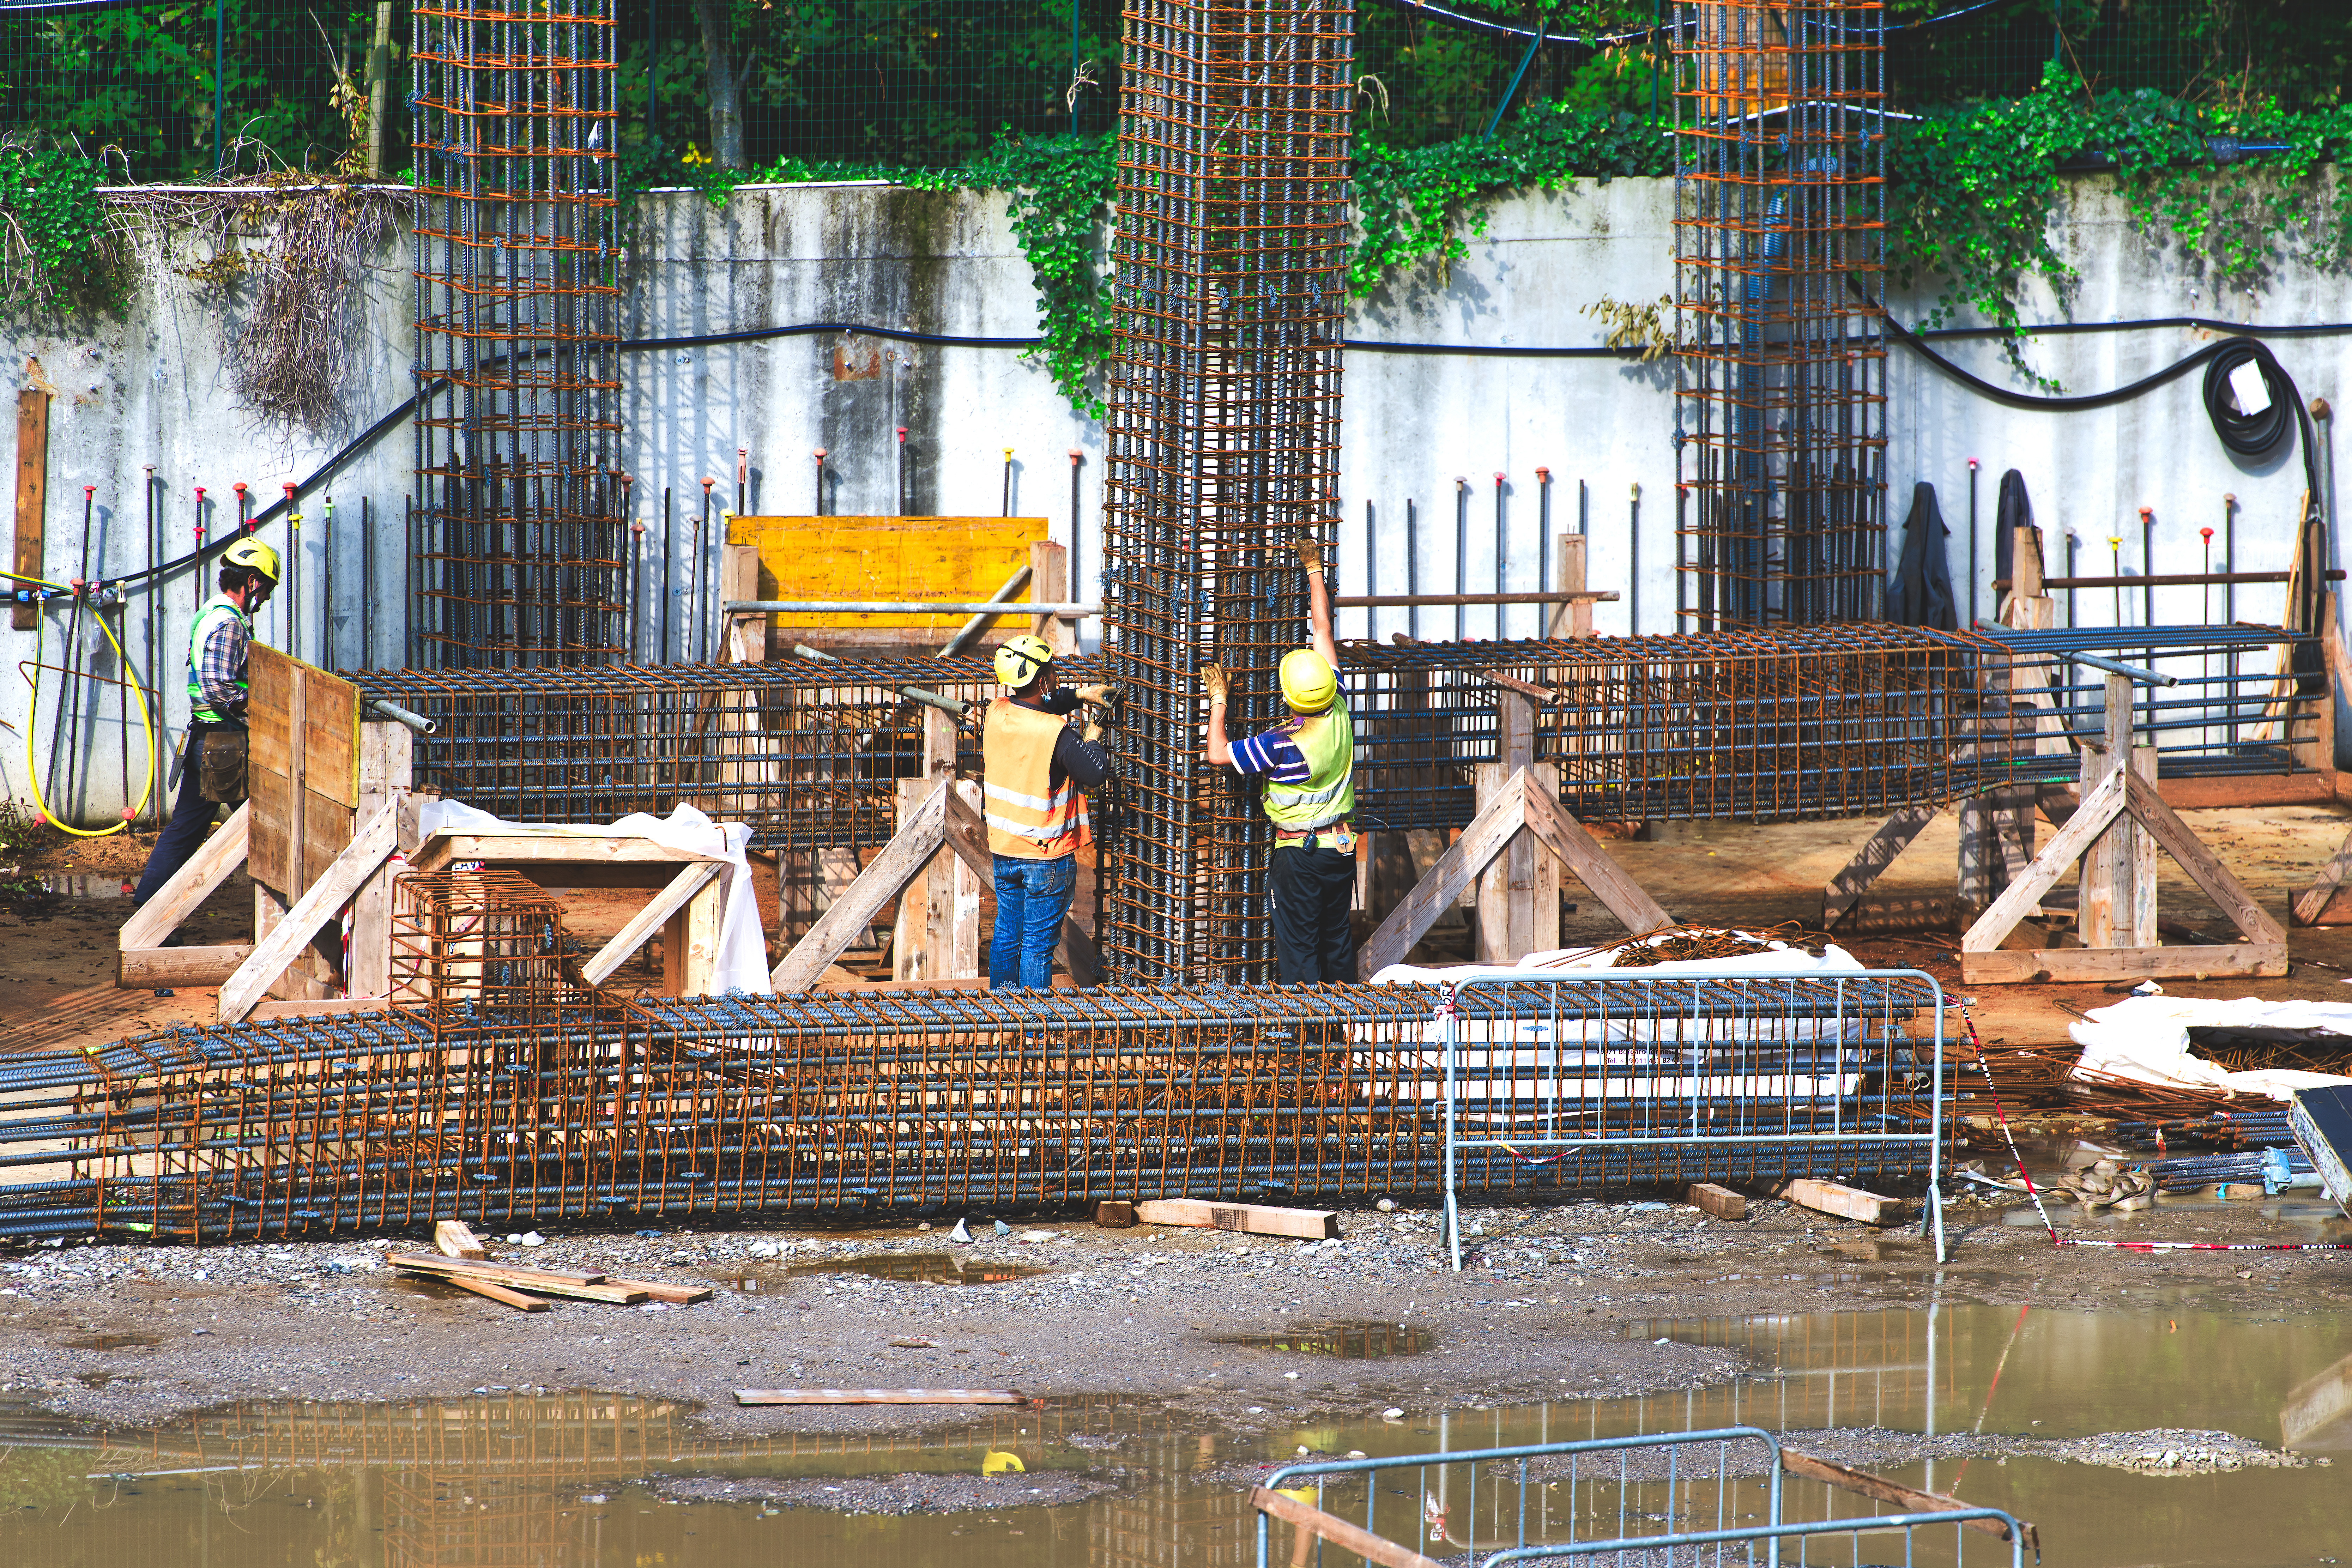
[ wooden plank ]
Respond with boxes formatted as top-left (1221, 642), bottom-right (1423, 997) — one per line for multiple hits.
top-left (605, 1277), bottom-right (715, 1304)
top-left (1356, 778), bottom-right (1528, 977)
top-left (1959, 766), bottom-right (2128, 955)
top-left (1779, 1450), bottom-right (2035, 1550)
top-left (300, 785), bottom-right (353, 890)
top-left (1959, 942), bottom-right (2288, 985)
top-left (662, 876), bottom-right (724, 997)
top-left (942, 785), bottom-right (996, 885)
top-left (391, 1253), bottom-right (603, 1285)
top-left (406, 832), bottom-right (706, 877)
top-left (771, 785), bottom-right (949, 990)
top-left (118, 803), bottom-right (251, 951)
top-left (1547, 533), bottom-right (1591, 640)
top-left (2126, 770), bottom-right (2287, 945)
top-left (442, 1275), bottom-right (552, 1313)
top-left (1029, 538), bottom-right (1076, 657)
top-left (1779, 1178), bottom-right (1910, 1227)
top-left (734, 1388), bottom-right (1026, 1406)
top-left (118, 944), bottom-right (254, 987)
top-left (218, 800), bottom-right (399, 1022)
top-left (2125, 744), bottom-right (2159, 947)
top-left (580, 860), bottom-right (725, 987)
top-left (1250, 1488), bottom-right (1446, 1568)
top-left (248, 648), bottom-right (293, 896)
top-left (2291, 827), bottom-right (2352, 926)
top-left (388, 1261), bottom-right (644, 1305)
top-left (434, 1220), bottom-right (488, 1261)
top-left (1821, 804), bottom-right (1935, 928)
top-left (301, 665), bottom-right (361, 809)
top-left (1518, 773), bottom-right (1673, 933)
top-left (9, 389), bottom-right (44, 632)
top-left (1687, 1183), bottom-right (1747, 1221)
top-left (286, 654), bottom-right (308, 897)
top-left (1132, 1198), bottom-right (1338, 1239)
top-left (1094, 1200), bottom-right (1136, 1227)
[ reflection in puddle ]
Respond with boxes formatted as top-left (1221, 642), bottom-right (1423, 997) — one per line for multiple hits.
top-left (2, 1304), bottom-right (2344, 1568)
top-left (35, 874), bottom-right (131, 899)
top-left (63, 1332), bottom-right (158, 1351)
top-left (781, 1253), bottom-right (1052, 1287)
top-left (1212, 1321), bottom-right (1433, 1358)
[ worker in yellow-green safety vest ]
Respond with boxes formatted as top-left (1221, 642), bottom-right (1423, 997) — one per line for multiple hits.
top-left (1201, 538), bottom-right (1357, 983)
top-left (132, 537), bottom-right (279, 912)
top-left (980, 633), bottom-right (1116, 988)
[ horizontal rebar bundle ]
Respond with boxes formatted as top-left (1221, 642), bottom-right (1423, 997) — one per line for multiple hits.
top-left (1675, 0), bottom-right (1888, 627)
top-left (412, 0), bottom-right (626, 667)
top-left (0, 974), bottom-right (1940, 1242)
top-left (348, 623), bottom-right (2314, 864)
top-left (1100, 0), bottom-right (1356, 983)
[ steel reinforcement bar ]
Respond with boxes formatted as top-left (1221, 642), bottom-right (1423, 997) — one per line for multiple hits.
top-left (0, 976), bottom-right (1941, 1242)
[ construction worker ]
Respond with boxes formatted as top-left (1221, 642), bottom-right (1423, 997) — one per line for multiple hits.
top-left (980, 633), bottom-right (1113, 988)
top-left (132, 538), bottom-right (279, 910)
top-left (1202, 539), bottom-right (1356, 982)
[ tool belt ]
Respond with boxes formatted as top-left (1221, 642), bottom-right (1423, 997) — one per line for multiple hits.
top-left (198, 725), bottom-right (249, 804)
top-left (1274, 820), bottom-right (1355, 853)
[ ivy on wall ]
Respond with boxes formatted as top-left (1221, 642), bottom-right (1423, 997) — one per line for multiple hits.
top-left (0, 141), bottom-right (121, 312)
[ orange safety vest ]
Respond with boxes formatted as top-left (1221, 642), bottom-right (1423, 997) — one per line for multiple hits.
top-left (981, 696), bottom-right (1092, 860)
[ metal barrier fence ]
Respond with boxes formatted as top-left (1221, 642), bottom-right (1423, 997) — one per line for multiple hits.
top-left (1439, 973), bottom-right (1947, 1269)
top-left (0, 973), bottom-right (1944, 1242)
top-left (1254, 1427), bottom-right (2028, 1568)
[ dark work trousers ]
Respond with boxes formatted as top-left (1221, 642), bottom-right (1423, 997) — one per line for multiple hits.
top-left (133, 724), bottom-right (224, 909)
top-left (1270, 843), bottom-right (1357, 983)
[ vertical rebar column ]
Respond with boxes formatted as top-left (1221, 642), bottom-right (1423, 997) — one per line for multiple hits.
top-left (1674, 0), bottom-right (1886, 629)
top-left (413, 0), bottom-right (625, 668)
top-left (1099, 0), bottom-right (1355, 983)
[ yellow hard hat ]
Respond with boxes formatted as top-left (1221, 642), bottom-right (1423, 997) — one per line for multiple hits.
top-left (993, 632), bottom-right (1055, 688)
top-left (1279, 648), bottom-right (1336, 711)
top-left (222, 537), bottom-right (281, 582)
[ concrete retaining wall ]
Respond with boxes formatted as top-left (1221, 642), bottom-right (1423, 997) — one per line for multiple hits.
top-left (7, 175), bottom-right (2347, 822)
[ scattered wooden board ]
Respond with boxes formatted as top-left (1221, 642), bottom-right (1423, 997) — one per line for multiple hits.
top-left (444, 1275), bottom-right (552, 1313)
top-left (1251, 1487), bottom-right (1446, 1568)
top-left (735, 1388), bottom-right (1025, 1406)
top-left (1778, 1179), bottom-right (1911, 1227)
top-left (434, 1220), bottom-right (488, 1261)
top-left (1133, 1199), bottom-right (1338, 1239)
top-left (1094, 1200), bottom-right (1136, 1228)
top-left (1687, 1183), bottom-right (1748, 1221)
top-left (389, 1253), bottom-right (607, 1287)
top-left (607, 1277), bottom-right (715, 1305)
top-left (1781, 1449), bottom-right (2035, 1550)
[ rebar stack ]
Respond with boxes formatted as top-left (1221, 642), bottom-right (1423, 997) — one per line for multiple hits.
top-left (390, 869), bottom-right (578, 1016)
top-left (1098, 0), bottom-right (1356, 983)
top-left (1674, 0), bottom-right (1888, 628)
top-left (412, 0), bottom-right (626, 668)
top-left (0, 976), bottom-right (1939, 1241)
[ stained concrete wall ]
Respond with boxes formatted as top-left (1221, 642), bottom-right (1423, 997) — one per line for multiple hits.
top-left (8, 175), bottom-right (2348, 822)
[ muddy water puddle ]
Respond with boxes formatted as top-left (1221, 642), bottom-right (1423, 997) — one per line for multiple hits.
top-left (1211, 1321), bottom-right (1434, 1358)
top-left (4, 1303), bottom-right (2345, 1567)
top-left (776, 1254), bottom-right (1055, 1287)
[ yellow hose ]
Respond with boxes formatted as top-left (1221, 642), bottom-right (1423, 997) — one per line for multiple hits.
top-left (18, 574), bottom-right (157, 837)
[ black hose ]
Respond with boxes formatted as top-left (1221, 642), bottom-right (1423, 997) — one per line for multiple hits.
top-left (2202, 338), bottom-right (2297, 462)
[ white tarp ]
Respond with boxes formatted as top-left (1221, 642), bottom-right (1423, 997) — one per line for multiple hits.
top-left (413, 799), bottom-right (773, 995)
top-left (2069, 995), bottom-right (2352, 1102)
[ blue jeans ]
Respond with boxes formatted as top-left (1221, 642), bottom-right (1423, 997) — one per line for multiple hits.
top-left (990, 853), bottom-right (1078, 989)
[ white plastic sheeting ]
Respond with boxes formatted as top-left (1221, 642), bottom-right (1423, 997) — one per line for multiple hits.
top-left (2069, 995), bottom-right (2352, 1102)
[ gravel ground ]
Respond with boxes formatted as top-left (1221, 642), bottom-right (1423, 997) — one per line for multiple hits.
top-left (1, 1192), bottom-right (2345, 1440)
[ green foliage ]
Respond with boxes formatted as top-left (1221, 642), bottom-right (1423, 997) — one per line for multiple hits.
top-left (1350, 101), bottom-right (1672, 295)
top-left (0, 142), bottom-right (117, 311)
top-left (1886, 62), bottom-right (2352, 379)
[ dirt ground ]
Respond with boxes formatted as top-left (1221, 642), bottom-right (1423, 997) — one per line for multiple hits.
top-left (0, 1191), bottom-right (2344, 1440)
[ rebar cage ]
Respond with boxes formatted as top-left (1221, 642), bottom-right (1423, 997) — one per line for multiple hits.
top-left (1100, 0), bottom-right (1356, 985)
top-left (1, 974), bottom-right (1943, 1243)
top-left (1674, 0), bottom-right (1888, 629)
top-left (412, 0), bottom-right (628, 668)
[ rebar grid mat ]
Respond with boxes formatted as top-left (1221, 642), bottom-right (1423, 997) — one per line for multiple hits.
top-left (412, 0), bottom-right (627, 668)
top-left (389, 868), bottom-right (583, 1018)
top-left (346, 622), bottom-right (2316, 881)
top-left (0, 976), bottom-right (1939, 1242)
top-left (1674, 0), bottom-right (1888, 628)
top-left (1100, 0), bottom-right (1356, 985)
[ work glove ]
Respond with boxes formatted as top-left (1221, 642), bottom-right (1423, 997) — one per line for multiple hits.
top-left (1295, 538), bottom-right (1324, 575)
top-left (1082, 718), bottom-right (1113, 745)
top-left (1202, 664), bottom-right (1230, 704)
top-left (1073, 682), bottom-right (1117, 707)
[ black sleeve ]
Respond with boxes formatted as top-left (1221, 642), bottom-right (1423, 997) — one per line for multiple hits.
top-left (1053, 725), bottom-right (1111, 789)
top-left (1037, 689), bottom-right (1082, 717)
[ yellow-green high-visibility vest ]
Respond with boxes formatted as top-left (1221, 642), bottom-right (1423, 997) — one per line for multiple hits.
top-left (1262, 695), bottom-right (1355, 839)
top-left (185, 594), bottom-right (251, 724)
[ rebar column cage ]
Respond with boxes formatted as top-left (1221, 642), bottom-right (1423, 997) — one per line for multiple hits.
top-left (1674, 0), bottom-right (1888, 629)
top-left (390, 867), bottom-right (581, 1018)
top-left (412, 0), bottom-right (626, 668)
top-left (1099, 0), bottom-right (1356, 984)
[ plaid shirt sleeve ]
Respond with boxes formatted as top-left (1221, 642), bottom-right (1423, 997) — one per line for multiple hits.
top-left (197, 614), bottom-right (248, 716)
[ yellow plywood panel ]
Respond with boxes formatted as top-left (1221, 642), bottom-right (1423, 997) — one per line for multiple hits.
top-left (726, 515), bottom-right (1047, 634)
